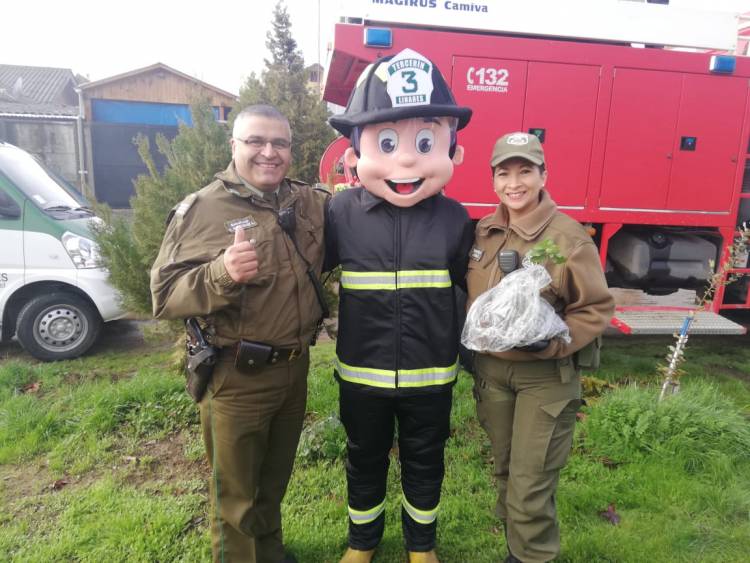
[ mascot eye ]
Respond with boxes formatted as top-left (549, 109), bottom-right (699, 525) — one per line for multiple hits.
top-left (378, 129), bottom-right (399, 153)
top-left (415, 129), bottom-right (435, 154)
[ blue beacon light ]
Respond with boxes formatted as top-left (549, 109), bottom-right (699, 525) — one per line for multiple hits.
top-left (709, 55), bottom-right (736, 74)
top-left (364, 28), bottom-right (393, 48)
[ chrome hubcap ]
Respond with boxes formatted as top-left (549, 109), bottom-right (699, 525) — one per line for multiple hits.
top-left (33, 305), bottom-right (88, 353)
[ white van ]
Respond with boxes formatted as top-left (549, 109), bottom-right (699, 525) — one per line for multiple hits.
top-left (0, 142), bottom-right (125, 361)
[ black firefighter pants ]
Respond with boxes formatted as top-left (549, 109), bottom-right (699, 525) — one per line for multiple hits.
top-left (339, 383), bottom-right (453, 552)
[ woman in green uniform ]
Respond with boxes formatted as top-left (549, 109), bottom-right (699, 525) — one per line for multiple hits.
top-left (466, 132), bottom-right (614, 563)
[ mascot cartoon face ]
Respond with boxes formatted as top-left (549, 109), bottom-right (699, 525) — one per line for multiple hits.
top-left (329, 48), bottom-right (472, 207)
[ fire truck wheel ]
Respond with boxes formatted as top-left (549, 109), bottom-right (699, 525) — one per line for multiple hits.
top-left (15, 292), bottom-right (102, 361)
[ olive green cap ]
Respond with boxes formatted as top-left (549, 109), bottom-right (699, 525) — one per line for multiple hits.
top-left (490, 132), bottom-right (545, 167)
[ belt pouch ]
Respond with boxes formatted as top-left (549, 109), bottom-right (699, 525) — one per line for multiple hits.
top-left (235, 340), bottom-right (273, 373)
top-left (556, 356), bottom-right (576, 383)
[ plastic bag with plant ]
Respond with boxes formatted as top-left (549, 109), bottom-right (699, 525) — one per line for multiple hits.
top-left (461, 240), bottom-right (571, 352)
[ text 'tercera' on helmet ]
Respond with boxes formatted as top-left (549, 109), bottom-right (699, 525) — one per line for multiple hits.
top-left (329, 48), bottom-right (472, 138)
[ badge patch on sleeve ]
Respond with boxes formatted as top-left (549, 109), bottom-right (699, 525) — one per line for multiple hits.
top-left (470, 247), bottom-right (485, 262)
top-left (224, 216), bottom-right (258, 233)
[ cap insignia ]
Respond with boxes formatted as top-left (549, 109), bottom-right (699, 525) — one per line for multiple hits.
top-left (506, 133), bottom-right (530, 145)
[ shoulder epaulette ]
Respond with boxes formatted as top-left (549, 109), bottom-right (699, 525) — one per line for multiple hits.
top-left (287, 177), bottom-right (310, 187)
top-left (313, 184), bottom-right (333, 197)
top-left (166, 193), bottom-right (198, 226)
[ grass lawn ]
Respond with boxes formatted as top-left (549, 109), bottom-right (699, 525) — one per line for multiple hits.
top-left (1, 332), bottom-right (749, 562)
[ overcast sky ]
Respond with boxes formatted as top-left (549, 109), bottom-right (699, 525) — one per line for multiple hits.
top-left (2, 0), bottom-right (745, 96)
top-left (3, 0), bottom-right (340, 95)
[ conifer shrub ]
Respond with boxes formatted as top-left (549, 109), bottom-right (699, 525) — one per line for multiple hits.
top-left (92, 101), bottom-right (231, 316)
top-left (233, 1), bottom-right (335, 184)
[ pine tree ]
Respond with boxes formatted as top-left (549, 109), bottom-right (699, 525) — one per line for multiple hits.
top-left (92, 101), bottom-right (231, 315)
top-left (265, 2), bottom-right (304, 73)
top-left (234, 1), bottom-right (334, 184)
top-left (94, 0), bottom-right (335, 317)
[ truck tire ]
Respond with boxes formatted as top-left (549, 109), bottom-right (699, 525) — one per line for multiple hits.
top-left (15, 292), bottom-right (102, 361)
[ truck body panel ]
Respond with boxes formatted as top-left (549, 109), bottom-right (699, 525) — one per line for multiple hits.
top-left (321, 13), bottom-right (750, 317)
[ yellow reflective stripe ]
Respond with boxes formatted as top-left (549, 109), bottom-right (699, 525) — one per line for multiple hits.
top-left (402, 494), bottom-right (439, 524)
top-left (336, 358), bottom-right (457, 389)
top-left (397, 270), bottom-right (450, 288)
top-left (340, 271), bottom-right (397, 290)
top-left (398, 361), bottom-right (458, 388)
top-left (341, 283), bottom-right (398, 290)
top-left (340, 270), bottom-right (451, 290)
top-left (349, 499), bottom-right (386, 524)
top-left (336, 357), bottom-right (396, 389)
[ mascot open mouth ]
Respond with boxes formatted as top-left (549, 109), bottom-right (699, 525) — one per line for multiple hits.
top-left (386, 178), bottom-right (425, 195)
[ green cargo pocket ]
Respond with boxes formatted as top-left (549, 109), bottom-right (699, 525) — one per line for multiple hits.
top-left (540, 398), bottom-right (581, 471)
top-left (557, 356), bottom-right (578, 383)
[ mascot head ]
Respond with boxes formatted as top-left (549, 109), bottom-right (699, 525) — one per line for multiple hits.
top-left (329, 48), bottom-right (472, 207)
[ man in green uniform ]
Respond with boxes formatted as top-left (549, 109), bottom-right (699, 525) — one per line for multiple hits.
top-left (150, 105), bottom-right (327, 563)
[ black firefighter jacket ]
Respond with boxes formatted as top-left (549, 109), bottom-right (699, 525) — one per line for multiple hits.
top-left (325, 187), bottom-right (474, 395)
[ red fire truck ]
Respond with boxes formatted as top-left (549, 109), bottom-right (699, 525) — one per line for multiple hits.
top-left (319, 0), bottom-right (750, 335)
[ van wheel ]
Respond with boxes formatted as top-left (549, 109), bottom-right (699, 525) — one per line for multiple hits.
top-left (16, 293), bottom-right (102, 361)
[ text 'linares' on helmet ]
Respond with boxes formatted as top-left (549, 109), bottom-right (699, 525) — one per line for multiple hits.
top-left (328, 48), bottom-right (472, 138)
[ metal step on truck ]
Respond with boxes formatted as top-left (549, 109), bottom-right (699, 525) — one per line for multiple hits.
top-left (319, 0), bottom-right (750, 336)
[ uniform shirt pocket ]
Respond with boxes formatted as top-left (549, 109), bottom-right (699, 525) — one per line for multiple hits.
top-left (296, 215), bottom-right (323, 264)
top-left (467, 246), bottom-right (497, 300)
top-left (249, 238), bottom-right (275, 286)
top-left (242, 223), bottom-right (278, 284)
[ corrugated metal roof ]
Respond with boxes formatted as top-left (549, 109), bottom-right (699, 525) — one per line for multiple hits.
top-left (0, 64), bottom-right (78, 104)
top-left (0, 101), bottom-right (78, 118)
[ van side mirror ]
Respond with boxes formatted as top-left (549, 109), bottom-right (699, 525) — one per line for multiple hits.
top-left (0, 191), bottom-right (21, 218)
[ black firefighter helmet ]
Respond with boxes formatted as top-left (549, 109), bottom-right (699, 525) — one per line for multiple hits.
top-left (329, 48), bottom-right (472, 139)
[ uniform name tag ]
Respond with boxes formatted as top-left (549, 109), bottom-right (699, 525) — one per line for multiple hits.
top-left (470, 247), bottom-right (485, 262)
top-left (224, 216), bottom-right (258, 233)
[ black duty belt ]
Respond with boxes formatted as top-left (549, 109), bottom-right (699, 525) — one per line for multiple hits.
top-left (226, 340), bottom-right (302, 369)
top-left (267, 347), bottom-right (301, 363)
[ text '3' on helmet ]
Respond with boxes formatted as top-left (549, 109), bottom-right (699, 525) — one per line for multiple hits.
top-left (328, 48), bottom-right (472, 138)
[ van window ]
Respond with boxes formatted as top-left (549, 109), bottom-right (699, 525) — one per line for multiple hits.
top-left (0, 147), bottom-right (85, 213)
top-left (0, 187), bottom-right (20, 217)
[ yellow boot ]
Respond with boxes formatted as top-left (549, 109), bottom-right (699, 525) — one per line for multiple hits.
top-left (339, 547), bottom-right (376, 563)
top-left (408, 550), bottom-right (439, 563)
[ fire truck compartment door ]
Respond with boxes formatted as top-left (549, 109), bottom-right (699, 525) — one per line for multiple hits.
top-left (665, 74), bottom-right (748, 213)
top-left (523, 62), bottom-right (600, 208)
top-left (450, 57), bottom-right (527, 207)
top-left (600, 68), bottom-right (682, 210)
top-left (451, 57), bottom-right (599, 210)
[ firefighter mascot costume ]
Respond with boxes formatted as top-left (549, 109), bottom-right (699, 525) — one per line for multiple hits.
top-left (326, 48), bottom-right (474, 563)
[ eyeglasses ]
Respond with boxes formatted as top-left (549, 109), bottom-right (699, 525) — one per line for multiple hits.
top-left (234, 136), bottom-right (291, 151)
